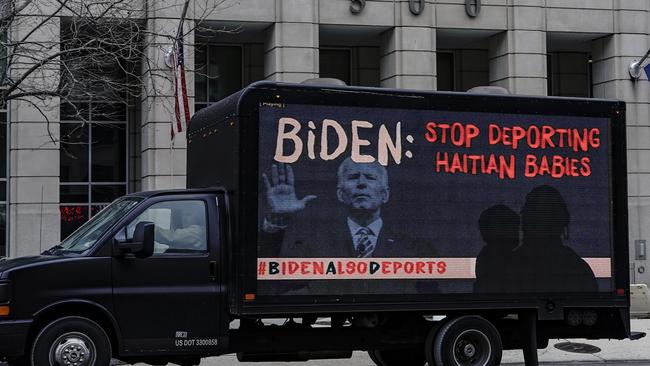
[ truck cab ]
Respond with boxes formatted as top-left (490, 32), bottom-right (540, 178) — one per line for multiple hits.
top-left (0, 189), bottom-right (229, 365)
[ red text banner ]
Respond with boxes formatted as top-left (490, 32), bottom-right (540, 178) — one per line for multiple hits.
top-left (257, 258), bottom-right (611, 280)
top-left (257, 258), bottom-right (474, 280)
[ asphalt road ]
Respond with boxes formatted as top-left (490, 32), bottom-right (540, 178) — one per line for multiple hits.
top-left (191, 354), bottom-right (650, 366)
top-left (130, 353), bottom-right (650, 366)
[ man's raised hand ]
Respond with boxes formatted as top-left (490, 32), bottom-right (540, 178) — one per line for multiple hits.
top-left (262, 164), bottom-right (317, 216)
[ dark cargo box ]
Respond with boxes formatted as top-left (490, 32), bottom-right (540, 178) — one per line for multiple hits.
top-left (187, 81), bottom-right (629, 318)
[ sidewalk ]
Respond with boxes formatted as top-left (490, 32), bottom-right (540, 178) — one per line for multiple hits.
top-left (500, 319), bottom-right (650, 364)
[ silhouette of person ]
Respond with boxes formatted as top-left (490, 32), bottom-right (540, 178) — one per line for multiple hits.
top-left (513, 185), bottom-right (597, 293)
top-left (474, 204), bottom-right (520, 293)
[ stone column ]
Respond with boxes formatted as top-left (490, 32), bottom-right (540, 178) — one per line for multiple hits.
top-left (488, 0), bottom-right (547, 95)
top-left (140, 1), bottom-right (195, 191)
top-left (264, 0), bottom-right (319, 82)
top-left (380, 1), bottom-right (436, 90)
top-left (592, 2), bottom-right (650, 283)
top-left (8, 5), bottom-right (61, 256)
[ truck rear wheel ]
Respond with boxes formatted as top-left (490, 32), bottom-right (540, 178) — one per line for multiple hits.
top-left (368, 347), bottom-right (426, 366)
top-left (427, 316), bottom-right (502, 366)
top-left (31, 316), bottom-right (112, 366)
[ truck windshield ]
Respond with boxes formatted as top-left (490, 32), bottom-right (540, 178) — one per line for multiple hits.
top-left (46, 197), bottom-right (142, 256)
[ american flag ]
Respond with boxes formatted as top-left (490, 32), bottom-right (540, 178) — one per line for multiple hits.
top-left (172, 36), bottom-right (190, 140)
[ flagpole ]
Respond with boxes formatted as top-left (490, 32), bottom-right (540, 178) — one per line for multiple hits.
top-left (170, 0), bottom-right (190, 188)
top-left (176, 0), bottom-right (190, 42)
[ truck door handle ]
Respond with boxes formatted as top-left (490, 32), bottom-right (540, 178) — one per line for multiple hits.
top-left (209, 261), bottom-right (217, 281)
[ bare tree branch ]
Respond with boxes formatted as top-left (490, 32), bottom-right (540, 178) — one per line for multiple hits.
top-left (1, 0), bottom-right (232, 142)
top-left (4, 43), bottom-right (100, 98)
top-left (14, 96), bottom-right (56, 145)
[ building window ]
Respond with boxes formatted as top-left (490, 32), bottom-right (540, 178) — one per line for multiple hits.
top-left (59, 102), bottom-right (127, 240)
top-left (436, 52), bottom-right (455, 91)
top-left (320, 48), bottom-right (351, 85)
top-left (0, 101), bottom-right (6, 257)
top-left (195, 45), bottom-right (243, 111)
top-left (58, 20), bottom-right (138, 240)
top-left (0, 30), bottom-right (7, 256)
top-left (548, 52), bottom-right (591, 98)
top-left (0, 32), bottom-right (6, 85)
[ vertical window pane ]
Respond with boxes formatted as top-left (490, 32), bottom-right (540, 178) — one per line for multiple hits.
top-left (0, 205), bottom-right (5, 256)
top-left (60, 185), bottom-right (89, 203)
top-left (91, 123), bottom-right (126, 182)
top-left (0, 111), bottom-right (6, 178)
top-left (437, 52), bottom-right (454, 91)
top-left (207, 46), bottom-right (242, 102)
top-left (195, 44), bottom-right (207, 102)
top-left (320, 49), bottom-right (351, 85)
top-left (548, 52), bottom-right (589, 97)
top-left (0, 181), bottom-right (6, 202)
top-left (60, 123), bottom-right (89, 182)
top-left (91, 184), bottom-right (126, 203)
top-left (0, 31), bottom-right (7, 85)
top-left (547, 54), bottom-right (553, 96)
top-left (61, 102), bottom-right (90, 121)
top-left (60, 205), bottom-right (89, 240)
top-left (91, 103), bottom-right (127, 122)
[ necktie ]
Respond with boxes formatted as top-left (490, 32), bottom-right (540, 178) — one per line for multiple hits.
top-left (355, 227), bottom-right (375, 258)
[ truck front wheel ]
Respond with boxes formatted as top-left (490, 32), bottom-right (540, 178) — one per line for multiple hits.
top-left (31, 316), bottom-right (112, 366)
top-left (427, 315), bottom-right (502, 366)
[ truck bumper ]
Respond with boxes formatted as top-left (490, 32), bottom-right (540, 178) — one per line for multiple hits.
top-left (0, 320), bottom-right (32, 358)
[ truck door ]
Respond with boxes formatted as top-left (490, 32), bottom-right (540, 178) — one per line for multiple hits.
top-left (111, 194), bottom-right (222, 355)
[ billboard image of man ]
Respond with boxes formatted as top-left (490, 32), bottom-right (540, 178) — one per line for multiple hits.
top-left (260, 158), bottom-right (421, 258)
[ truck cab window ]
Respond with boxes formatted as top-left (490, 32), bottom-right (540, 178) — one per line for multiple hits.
top-left (51, 197), bottom-right (141, 256)
top-left (118, 200), bottom-right (208, 255)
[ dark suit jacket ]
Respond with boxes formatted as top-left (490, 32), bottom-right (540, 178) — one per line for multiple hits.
top-left (260, 219), bottom-right (423, 258)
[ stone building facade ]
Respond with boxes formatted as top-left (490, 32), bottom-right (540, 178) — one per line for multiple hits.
top-left (5, 0), bottom-right (650, 283)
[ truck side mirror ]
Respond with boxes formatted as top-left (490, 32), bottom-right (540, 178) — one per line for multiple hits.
top-left (115, 222), bottom-right (155, 258)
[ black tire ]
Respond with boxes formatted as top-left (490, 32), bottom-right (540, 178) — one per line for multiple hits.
top-left (31, 316), bottom-right (112, 366)
top-left (368, 349), bottom-right (384, 366)
top-left (424, 322), bottom-right (439, 366)
top-left (430, 316), bottom-right (502, 366)
top-left (368, 347), bottom-right (426, 366)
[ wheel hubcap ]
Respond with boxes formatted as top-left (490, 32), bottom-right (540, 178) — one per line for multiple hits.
top-left (50, 332), bottom-right (96, 366)
top-left (452, 329), bottom-right (491, 366)
top-left (463, 343), bottom-right (476, 357)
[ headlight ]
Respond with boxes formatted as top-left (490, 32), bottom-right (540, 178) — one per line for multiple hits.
top-left (0, 282), bottom-right (9, 303)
